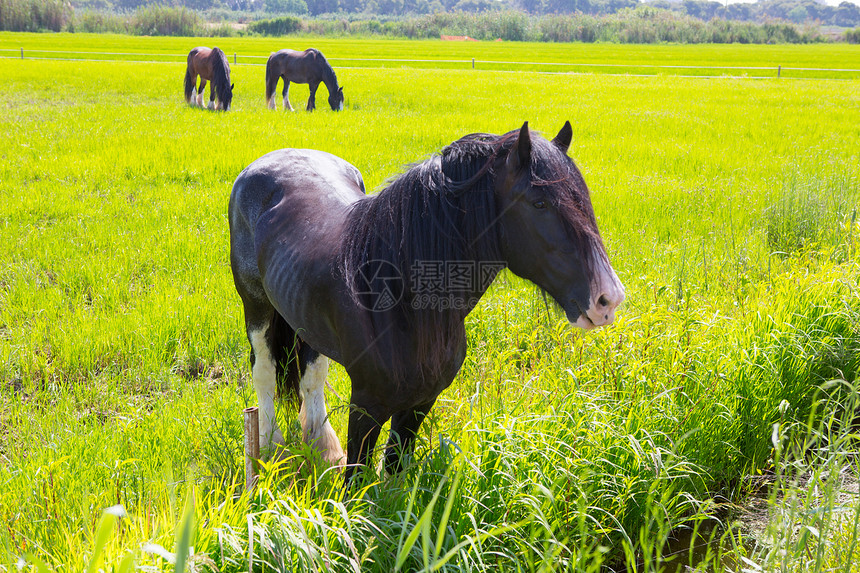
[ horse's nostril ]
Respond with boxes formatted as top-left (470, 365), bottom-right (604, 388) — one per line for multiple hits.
top-left (598, 295), bottom-right (609, 307)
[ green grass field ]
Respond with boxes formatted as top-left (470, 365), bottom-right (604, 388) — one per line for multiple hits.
top-left (3, 32), bottom-right (860, 77)
top-left (1, 33), bottom-right (859, 571)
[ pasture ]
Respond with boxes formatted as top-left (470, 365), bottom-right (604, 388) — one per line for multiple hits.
top-left (1, 33), bottom-right (859, 571)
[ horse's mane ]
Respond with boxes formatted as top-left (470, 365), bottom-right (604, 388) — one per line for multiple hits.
top-left (339, 129), bottom-right (602, 379)
top-left (209, 47), bottom-right (232, 107)
top-left (309, 48), bottom-right (339, 90)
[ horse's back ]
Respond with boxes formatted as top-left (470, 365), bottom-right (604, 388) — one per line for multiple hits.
top-left (229, 148), bottom-right (365, 280)
top-left (187, 46), bottom-right (211, 74)
top-left (269, 49), bottom-right (320, 79)
top-left (230, 149), bottom-right (364, 222)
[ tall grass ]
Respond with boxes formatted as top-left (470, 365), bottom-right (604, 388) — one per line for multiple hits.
top-left (0, 42), bottom-right (858, 570)
top-left (248, 8), bottom-right (823, 43)
top-left (0, 0), bottom-right (70, 32)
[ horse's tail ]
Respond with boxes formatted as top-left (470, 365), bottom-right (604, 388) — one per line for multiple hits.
top-left (269, 311), bottom-right (313, 401)
top-left (265, 53), bottom-right (278, 104)
top-left (184, 51), bottom-right (196, 102)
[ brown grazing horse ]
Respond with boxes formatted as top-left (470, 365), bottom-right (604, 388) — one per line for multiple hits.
top-left (229, 122), bottom-right (624, 483)
top-left (184, 47), bottom-right (233, 111)
top-left (265, 48), bottom-right (344, 112)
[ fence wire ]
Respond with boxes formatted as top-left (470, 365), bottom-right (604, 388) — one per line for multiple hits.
top-left (1, 48), bottom-right (858, 79)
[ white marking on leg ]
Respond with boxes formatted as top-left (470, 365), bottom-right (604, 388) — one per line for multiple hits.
top-left (298, 356), bottom-right (345, 466)
top-left (268, 96), bottom-right (276, 110)
top-left (283, 93), bottom-right (293, 111)
top-left (250, 327), bottom-right (284, 449)
top-left (196, 93), bottom-right (204, 107)
top-left (207, 100), bottom-right (215, 110)
top-left (190, 87), bottom-right (197, 104)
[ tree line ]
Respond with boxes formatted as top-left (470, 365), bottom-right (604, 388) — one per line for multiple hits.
top-left (2, 0), bottom-right (860, 38)
top-left (60, 0), bottom-right (860, 25)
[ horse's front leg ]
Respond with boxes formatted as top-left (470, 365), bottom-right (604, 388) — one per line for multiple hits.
top-left (298, 356), bottom-right (344, 466)
top-left (306, 81), bottom-right (319, 111)
top-left (196, 79), bottom-right (207, 107)
top-left (384, 400), bottom-right (436, 475)
top-left (282, 80), bottom-right (294, 111)
top-left (345, 401), bottom-right (389, 484)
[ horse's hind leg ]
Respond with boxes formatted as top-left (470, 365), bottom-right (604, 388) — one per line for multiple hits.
top-left (298, 355), bottom-right (344, 466)
top-left (245, 309), bottom-right (286, 451)
top-left (282, 78), bottom-right (294, 111)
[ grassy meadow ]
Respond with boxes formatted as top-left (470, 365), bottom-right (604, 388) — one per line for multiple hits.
top-left (1, 33), bottom-right (860, 571)
top-left (3, 32), bottom-right (860, 78)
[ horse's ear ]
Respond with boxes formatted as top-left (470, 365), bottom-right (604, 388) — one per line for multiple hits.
top-left (552, 121), bottom-right (573, 154)
top-left (506, 121), bottom-right (531, 173)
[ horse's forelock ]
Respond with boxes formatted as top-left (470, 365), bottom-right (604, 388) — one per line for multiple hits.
top-left (530, 138), bottom-right (603, 274)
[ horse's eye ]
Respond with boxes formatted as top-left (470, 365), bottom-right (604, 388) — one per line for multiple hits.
top-left (533, 200), bottom-right (547, 209)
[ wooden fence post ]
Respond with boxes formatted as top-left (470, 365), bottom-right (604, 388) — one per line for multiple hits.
top-left (472, 58), bottom-right (475, 69)
top-left (243, 407), bottom-right (260, 491)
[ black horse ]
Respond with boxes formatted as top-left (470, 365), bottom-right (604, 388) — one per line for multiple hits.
top-left (229, 122), bottom-right (624, 481)
top-left (184, 46), bottom-right (233, 111)
top-left (265, 48), bottom-right (344, 112)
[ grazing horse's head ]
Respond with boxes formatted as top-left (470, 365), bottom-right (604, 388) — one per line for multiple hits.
top-left (494, 122), bottom-right (625, 329)
top-left (328, 86), bottom-right (344, 111)
top-left (222, 82), bottom-right (234, 111)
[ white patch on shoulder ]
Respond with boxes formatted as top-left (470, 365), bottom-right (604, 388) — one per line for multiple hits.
top-left (298, 356), bottom-right (345, 466)
top-left (250, 327), bottom-right (284, 448)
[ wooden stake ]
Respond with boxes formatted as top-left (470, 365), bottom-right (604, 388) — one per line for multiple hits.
top-left (243, 407), bottom-right (260, 491)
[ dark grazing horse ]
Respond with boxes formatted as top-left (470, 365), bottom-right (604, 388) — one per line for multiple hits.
top-left (265, 48), bottom-right (344, 112)
top-left (184, 47), bottom-right (233, 111)
top-left (229, 122), bottom-right (625, 481)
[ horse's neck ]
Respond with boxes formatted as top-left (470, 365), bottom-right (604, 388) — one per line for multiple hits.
top-left (321, 66), bottom-right (338, 92)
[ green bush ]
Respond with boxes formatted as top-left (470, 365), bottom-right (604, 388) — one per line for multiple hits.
top-left (847, 27), bottom-right (860, 43)
top-left (129, 5), bottom-right (202, 37)
top-left (247, 15), bottom-right (304, 36)
top-left (0, 0), bottom-right (70, 32)
top-left (66, 10), bottom-right (127, 34)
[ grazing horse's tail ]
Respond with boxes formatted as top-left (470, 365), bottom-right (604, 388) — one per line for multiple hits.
top-left (265, 53), bottom-right (279, 105)
top-left (184, 51), bottom-right (196, 103)
top-left (270, 311), bottom-right (314, 401)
